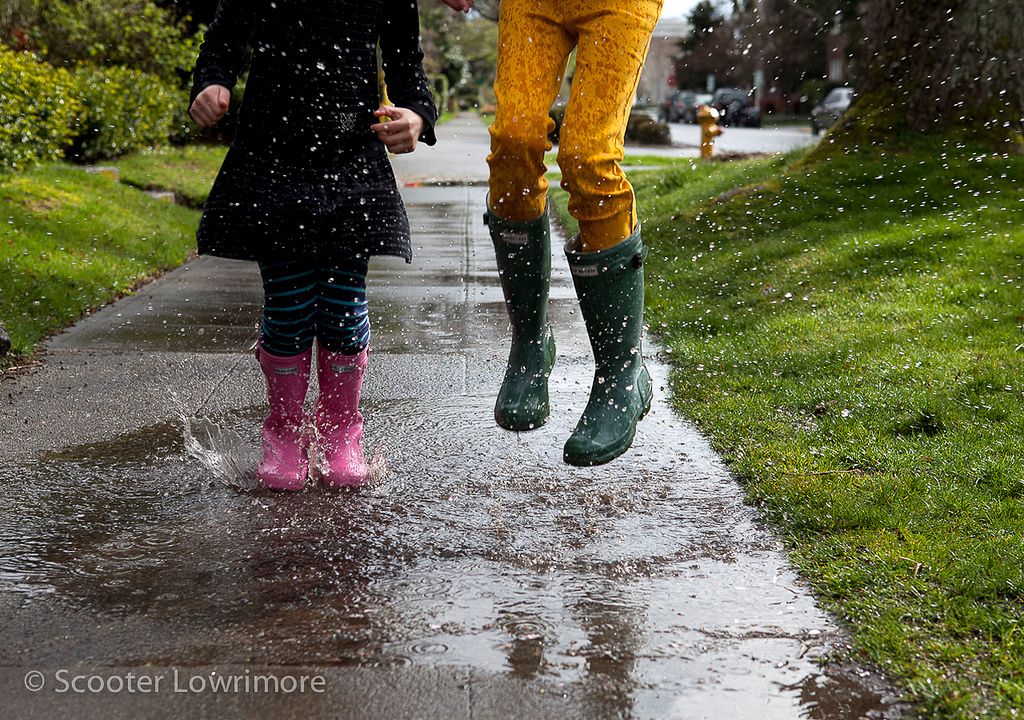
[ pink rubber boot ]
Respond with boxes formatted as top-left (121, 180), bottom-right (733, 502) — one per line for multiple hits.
top-left (256, 342), bottom-right (312, 491)
top-left (314, 345), bottom-right (370, 489)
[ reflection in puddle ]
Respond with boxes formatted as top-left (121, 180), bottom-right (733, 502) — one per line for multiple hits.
top-left (783, 672), bottom-right (900, 720)
top-left (0, 397), bottom-right (899, 718)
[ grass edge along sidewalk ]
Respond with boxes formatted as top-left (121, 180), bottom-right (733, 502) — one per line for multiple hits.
top-left (0, 160), bottom-right (201, 369)
top-left (116, 144), bottom-right (228, 208)
top-left (553, 138), bottom-right (1024, 718)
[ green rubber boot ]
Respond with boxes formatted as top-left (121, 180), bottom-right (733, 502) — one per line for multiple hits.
top-left (486, 205), bottom-right (557, 431)
top-left (563, 227), bottom-right (653, 466)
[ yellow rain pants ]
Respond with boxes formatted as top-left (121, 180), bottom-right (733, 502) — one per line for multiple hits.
top-left (487, 0), bottom-right (664, 252)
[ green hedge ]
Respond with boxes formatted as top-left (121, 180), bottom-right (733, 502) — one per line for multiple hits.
top-left (624, 113), bottom-right (671, 146)
top-left (0, 49), bottom-right (82, 170)
top-left (0, 48), bottom-right (190, 169)
top-left (34, 0), bottom-right (200, 84)
top-left (70, 64), bottom-right (190, 162)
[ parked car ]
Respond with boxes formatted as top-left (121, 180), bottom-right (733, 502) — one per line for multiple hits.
top-left (810, 87), bottom-right (854, 135)
top-left (659, 90), bottom-right (698, 124)
top-left (711, 87), bottom-right (761, 127)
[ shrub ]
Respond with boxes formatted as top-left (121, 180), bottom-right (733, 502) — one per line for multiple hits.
top-left (70, 65), bottom-right (190, 161)
top-left (429, 74), bottom-right (450, 116)
top-left (0, 49), bottom-right (81, 170)
top-left (0, 0), bottom-right (40, 47)
top-left (549, 107), bottom-right (672, 147)
top-left (625, 112), bottom-right (671, 145)
top-left (33, 0), bottom-right (199, 83)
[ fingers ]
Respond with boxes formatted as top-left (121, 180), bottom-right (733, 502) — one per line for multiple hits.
top-left (371, 105), bottom-right (425, 153)
top-left (371, 117), bottom-right (418, 154)
top-left (190, 102), bottom-right (216, 128)
top-left (369, 118), bottom-right (405, 134)
top-left (190, 85), bottom-right (231, 128)
top-left (189, 103), bottom-right (207, 127)
top-left (215, 86), bottom-right (231, 113)
top-left (373, 105), bottom-right (400, 121)
top-left (376, 130), bottom-right (418, 153)
top-left (370, 106), bottom-right (406, 135)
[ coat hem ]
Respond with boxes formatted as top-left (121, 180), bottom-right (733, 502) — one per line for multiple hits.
top-left (195, 245), bottom-right (413, 265)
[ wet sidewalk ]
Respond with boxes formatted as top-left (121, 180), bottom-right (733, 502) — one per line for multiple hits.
top-left (0, 118), bottom-right (901, 718)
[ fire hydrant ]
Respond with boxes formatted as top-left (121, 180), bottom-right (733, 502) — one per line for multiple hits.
top-left (697, 105), bottom-right (723, 160)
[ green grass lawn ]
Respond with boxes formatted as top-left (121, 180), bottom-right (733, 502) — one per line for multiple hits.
top-left (116, 144), bottom-right (228, 207)
top-left (553, 139), bottom-right (1024, 717)
top-left (0, 163), bottom-right (201, 365)
top-left (544, 152), bottom-right (684, 170)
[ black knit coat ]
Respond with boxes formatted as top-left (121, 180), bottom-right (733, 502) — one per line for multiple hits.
top-left (190, 0), bottom-right (437, 263)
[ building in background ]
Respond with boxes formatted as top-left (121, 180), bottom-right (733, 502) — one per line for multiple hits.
top-left (826, 13), bottom-right (850, 83)
top-left (637, 17), bottom-right (690, 106)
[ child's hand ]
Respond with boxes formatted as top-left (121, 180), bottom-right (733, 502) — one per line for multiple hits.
top-left (439, 0), bottom-right (473, 12)
top-left (370, 106), bottom-right (425, 154)
top-left (190, 85), bottom-right (231, 128)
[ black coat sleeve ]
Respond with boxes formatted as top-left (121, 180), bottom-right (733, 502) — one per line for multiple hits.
top-left (379, 0), bottom-right (438, 146)
top-left (189, 0), bottom-right (256, 107)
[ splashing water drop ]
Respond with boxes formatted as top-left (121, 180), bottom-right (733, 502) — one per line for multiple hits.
top-left (181, 414), bottom-right (259, 490)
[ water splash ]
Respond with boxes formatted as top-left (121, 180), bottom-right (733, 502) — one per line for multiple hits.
top-left (181, 413), bottom-right (259, 490)
top-left (182, 412), bottom-right (387, 492)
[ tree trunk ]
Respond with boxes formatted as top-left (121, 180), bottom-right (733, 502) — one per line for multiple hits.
top-left (856, 0), bottom-right (1023, 139)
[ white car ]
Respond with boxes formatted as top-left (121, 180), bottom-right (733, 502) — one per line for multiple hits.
top-left (811, 87), bottom-right (854, 135)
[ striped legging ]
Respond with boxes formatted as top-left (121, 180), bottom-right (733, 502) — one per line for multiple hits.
top-left (258, 258), bottom-right (370, 357)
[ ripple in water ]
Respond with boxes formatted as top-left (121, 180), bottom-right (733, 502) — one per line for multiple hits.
top-left (0, 395), bottom-right (897, 718)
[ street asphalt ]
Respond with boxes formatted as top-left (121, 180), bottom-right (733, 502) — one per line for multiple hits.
top-left (0, 115), bottom-right (902, 718)
top-left (668, 121), bottom-right (818, 155)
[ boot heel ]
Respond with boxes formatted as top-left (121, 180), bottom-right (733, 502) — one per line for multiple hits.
top-left (544, 328), bottom-right (557, 373)
top-left (637, 365), bottom-right (653, 421)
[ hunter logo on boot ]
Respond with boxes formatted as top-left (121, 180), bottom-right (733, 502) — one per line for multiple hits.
top-left (331, 363), bottom-right (357, 373)
top-left (570, 265), bottom-right (600, 278)
top-left (274, 366), bottom-right (300, 375)
top-left (501, 230), bottom-right (530, 245)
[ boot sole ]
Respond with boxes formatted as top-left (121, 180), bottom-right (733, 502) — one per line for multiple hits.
top-left (259, 475), bottom-right (309, 491)
top-left (495, 411), bottom-right (550, 432)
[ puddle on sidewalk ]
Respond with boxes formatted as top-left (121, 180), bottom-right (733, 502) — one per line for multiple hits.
top-left (0, 395), bottom-right (902, 719)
